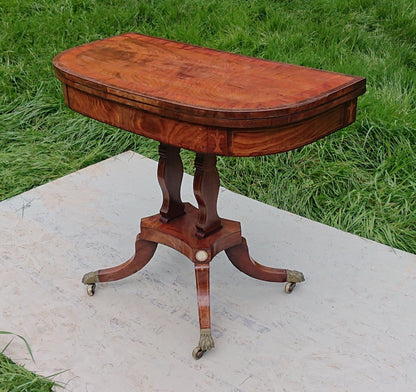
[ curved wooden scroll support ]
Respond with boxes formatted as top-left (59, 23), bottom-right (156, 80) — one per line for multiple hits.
top-left (82, 235), bottom-right (157, 284)
top-left (225, 237), bottom-right (305, 283)
top-left (193, 153), bottom-right (222, 238)
top-left (158, 143), bottom-right (185, 223)
top-left (193, 263), bottom-right (214, 359)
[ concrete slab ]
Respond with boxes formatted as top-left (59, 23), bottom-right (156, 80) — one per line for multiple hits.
top-left (1, 151), bottom-right (415, 391)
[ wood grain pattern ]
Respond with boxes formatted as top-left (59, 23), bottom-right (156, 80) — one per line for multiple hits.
top-left (229, 100), bottom-right (357, 156)
top-left (140, 203), bottom-right (241, 263)
top-left (195, 264), bottom-right (211, 330)
top-left (63, 85), bottom-right (359, 156)
top-left (64, 86), bottom-right (231, 155)
top-left (53, 33), bottom-right (365, 127)
top-left (58, 74), bottom-right (364, 129)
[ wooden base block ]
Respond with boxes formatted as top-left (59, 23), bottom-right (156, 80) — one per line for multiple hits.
top-left (140, 203), bottom-right (241, 263)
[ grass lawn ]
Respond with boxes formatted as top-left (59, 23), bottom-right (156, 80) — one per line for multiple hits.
top-left (0, 331), bottom-right (57, 391)
top-left (0, 353), bottom-right (56, 391)
top-left (0, 0), bottom-right (415, 389)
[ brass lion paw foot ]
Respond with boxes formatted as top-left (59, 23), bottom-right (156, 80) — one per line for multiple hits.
top-left (192, 329), bottom-right (214, 359)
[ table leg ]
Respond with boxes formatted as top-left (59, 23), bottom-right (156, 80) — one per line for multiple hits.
top-left (225, 237), bottom-right (305, 293)
top-left (82, 143), bottom-right (184, 295)
top-left (82, 235), bottom-right (157, 295)
top-left (193, 263), bottom-right (215, 359)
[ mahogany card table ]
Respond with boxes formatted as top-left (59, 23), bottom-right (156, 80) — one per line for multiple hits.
top-left (53, 33), bottom-right (365, 359)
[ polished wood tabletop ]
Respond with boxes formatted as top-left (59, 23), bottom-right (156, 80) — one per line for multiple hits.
top-left (53, 33), bottom-right (365, 156)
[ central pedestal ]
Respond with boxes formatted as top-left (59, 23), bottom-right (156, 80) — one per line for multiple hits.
top-left (82, 143), bottom-right (304, 359)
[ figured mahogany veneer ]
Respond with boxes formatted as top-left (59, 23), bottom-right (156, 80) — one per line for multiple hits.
top-left (54, 34), bottom-right (365, 358)
top-left (53, 33), bottom-right (365, 156)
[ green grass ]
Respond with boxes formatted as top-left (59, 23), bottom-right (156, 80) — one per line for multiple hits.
top-left (1, 0), bottom-right (414, 255)
top-left (0, 353), bottom-right (56, 392)
top-left (1, 0), bottom-right (415, 387)
top-left (0, 332), bottom-right (57, 391)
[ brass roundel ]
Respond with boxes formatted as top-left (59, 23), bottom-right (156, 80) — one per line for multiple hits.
top-left (195, 250), bottom-right (209, 262)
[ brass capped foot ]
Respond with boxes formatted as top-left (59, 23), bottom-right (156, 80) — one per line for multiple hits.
top-left (82, 271), bottom-right (99, 296)
top-left (286, 270), bottom-right (305, 283)
top-left (285, 270), bottom-right (305, 293)
top-left (192, 328), bottom-right (214, 360)
top-left (82, 271), bottom-right (99, 284)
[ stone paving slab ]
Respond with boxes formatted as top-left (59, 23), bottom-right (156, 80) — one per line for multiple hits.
top-left (1, 151), bottom-right (415, 391)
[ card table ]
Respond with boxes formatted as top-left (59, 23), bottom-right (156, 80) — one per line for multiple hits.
top-left (53, 33), bottom-right (365, 359)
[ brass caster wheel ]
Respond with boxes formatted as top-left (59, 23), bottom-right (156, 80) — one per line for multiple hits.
top-left (192, 346), bottom-right (205, 360)
top-left (285, 282), bottom-right (296, 294)
top-left (87, 283), bottom-right (96, 296)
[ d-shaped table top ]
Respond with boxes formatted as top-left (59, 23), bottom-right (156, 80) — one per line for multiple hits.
top-left (53, 33), bottom-right (366, 156)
